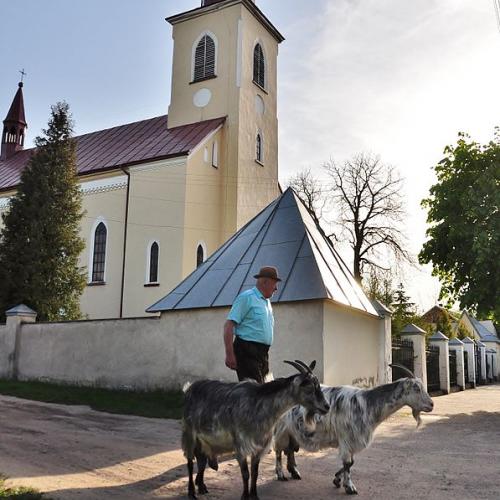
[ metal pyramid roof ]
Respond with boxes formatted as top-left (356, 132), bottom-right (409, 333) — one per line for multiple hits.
top-left (147, 188), bottom-right (379, 316)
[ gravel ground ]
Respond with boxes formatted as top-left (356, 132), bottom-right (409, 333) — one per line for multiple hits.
top-left (0, 384), bottom-right (499, 499)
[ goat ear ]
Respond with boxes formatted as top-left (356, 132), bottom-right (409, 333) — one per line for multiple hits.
top-left (309, 360), bottom-right (316, 372)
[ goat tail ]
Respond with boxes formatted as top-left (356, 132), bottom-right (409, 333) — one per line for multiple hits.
top-left (182, 381), bottom-right (192, 393)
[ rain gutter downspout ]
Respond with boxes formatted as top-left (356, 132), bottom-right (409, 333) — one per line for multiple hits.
top-left (120, 167), bottom-right (131, 318)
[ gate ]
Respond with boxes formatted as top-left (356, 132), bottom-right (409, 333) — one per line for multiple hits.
top-left (486, 355), bottom-right (491, 382)
top-left (426, 344), bottom-right (440, 392)
top-left (475, 343), bottom-right (483, 385)
top-left (392, 339), bottom-right (414, 380)
top-left (449, 349), bottom-right (457, 386)
top-left (464, 350), bottom-right (469, 384)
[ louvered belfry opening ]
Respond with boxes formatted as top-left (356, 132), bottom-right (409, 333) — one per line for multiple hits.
top-left (193, 34), bottom-right (216, 82)
top-left (253, 43), bottom-right (265, 88)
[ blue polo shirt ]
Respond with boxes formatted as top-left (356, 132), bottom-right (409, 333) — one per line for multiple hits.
top-left (227, 287), bottom-right (274, 346)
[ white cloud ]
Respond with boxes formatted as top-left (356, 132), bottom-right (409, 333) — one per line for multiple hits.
top-left (278, 0), bottom-right (500, 310)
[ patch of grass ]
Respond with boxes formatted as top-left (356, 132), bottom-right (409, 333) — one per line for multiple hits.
top-left (0, 379), bottom-right (183, 420)
top-left (0, 476), bottom-right (46, 499)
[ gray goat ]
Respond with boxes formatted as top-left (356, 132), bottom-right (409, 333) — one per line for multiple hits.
top-left (182, 360), bottom-right (330, 499)
top-left (274, 365), bottom-right (433, 495)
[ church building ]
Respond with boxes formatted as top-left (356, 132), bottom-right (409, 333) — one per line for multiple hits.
top-left (0, 0), bottom-right (283, 319)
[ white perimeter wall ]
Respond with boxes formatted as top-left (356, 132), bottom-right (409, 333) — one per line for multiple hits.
top-left (3, 302), bottom-right (325, 390)
top-left (1, 300), bottom-right (384, 390)
top-left (323, 301), bottom-right (382, 387)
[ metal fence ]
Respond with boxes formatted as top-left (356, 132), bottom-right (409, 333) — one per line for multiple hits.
top-left (449, 349), bottom-right (457, 386)
top-left (426, 344), bottom-right (440, 392)
top-left (486, 355), bottom-right (491, 382)
top-left (464, 350), bottom-right (469, 384)
top-left (475, 343), bottom-right (483, 385)
top-left (392, 338), bottom-right (414, 380)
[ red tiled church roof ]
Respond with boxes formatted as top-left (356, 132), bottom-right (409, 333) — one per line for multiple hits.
top-left (0, 115), bottom-right (225, 192)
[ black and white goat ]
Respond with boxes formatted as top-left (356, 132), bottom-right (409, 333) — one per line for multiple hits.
top-left (182, 360), bottom-right (330, 499)
top-left (273, 365), bottom-right (433, 495)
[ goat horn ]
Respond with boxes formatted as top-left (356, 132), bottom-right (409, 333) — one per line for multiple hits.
top-left (390, 363), bottom-right (415, 378)
top-left (294, 359), bottom-right (312, 373)
top-left (284, 360), bottom-right (307, 374)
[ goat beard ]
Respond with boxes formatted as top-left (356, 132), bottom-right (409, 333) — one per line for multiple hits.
top-left (304, 410), bottom-right (320, 433)
top-left (412, 408), bottom-right (422, 428)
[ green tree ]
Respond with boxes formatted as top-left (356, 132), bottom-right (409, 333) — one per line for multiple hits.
top-left (435, 309), bottom-right (453, 338)
top-left (364, 267), bottom-right (394, 308)
top-left (419, 129), bottom-right (500, 321)
top-left (0, 102), bottom-right (85, 321)
top-left (391, 282), bottom-right (417, 336)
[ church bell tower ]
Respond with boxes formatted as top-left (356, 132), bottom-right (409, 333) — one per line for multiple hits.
top-left (166, 0), bottom-right (284, 234)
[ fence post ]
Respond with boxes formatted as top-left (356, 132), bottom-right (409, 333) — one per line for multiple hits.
top-left (429, 331), bottom-right (450, 394)
top-left (401, 323), bottom-right (427, 389)
top-left (3, 305), bottom-right (37, 380)
top-left (477, 341), bottom-right (487, 383)
top-left (482, 337), bottom-right (499, 381)
top-left (371, 299), bottom-right (392, 384)
top-left (462, 337), bottom-right (476, 388)
top-left (448, 338), bottom-right (465, 390)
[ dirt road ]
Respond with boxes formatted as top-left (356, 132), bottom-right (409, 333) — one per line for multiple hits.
top-left (1, 385), bottom-right (499, 499)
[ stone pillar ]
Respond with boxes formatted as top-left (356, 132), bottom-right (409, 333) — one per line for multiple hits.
top-left (478, 342), bottom-right (487, 383)
top-left (482, 339), bottom-right (499, 380)
top-left (448, 338), bottom-right (465, 390)
top-left (371, 299), bottom-right (392, 384)
top-left (462, 337), bottom-right (476, 387)
top-left (401, 323), bottom-right (427, 389)
top-left (3, 305), bottom-right (37, 379)
top-left (430, 331), bottom-right (450, 394)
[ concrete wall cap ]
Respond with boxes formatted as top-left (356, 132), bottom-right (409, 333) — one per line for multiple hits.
top-left (5, 304), bottom-right (37, 317)
top-left (430, 330), bottom-right (449, 341)
top-left (370, 299), bottom-right (393, 316)
top-left (462, 337), bottom-right (475, 344)
top-left (449, 337), bottom-right (464, 345)
top-left (401, 323), bottom-right (426, 335)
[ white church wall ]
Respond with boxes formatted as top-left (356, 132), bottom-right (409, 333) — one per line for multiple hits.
top-left (323, 301), bottom-right (382, 387)
top-left (183, 127), bottom-right (225, 278)
top-left (121, 158), bottom-right (189, 318)
top-left (79, 174), bottom-right (128, 319)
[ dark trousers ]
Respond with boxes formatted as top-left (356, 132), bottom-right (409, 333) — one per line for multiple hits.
top-left (233, 337), bottom-right (270, 384)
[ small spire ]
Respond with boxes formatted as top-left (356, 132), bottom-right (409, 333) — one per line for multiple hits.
top-left (1, 79), bottom-right (27, 161)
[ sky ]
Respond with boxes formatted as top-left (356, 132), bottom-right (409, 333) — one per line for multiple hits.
top-left (1, 0), bottom-right (499, 311)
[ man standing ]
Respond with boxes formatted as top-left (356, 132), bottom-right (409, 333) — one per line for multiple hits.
top-left (223, 266), bottom-right (281, 383)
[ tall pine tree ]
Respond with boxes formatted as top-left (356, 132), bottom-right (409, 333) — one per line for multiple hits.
top-left (0, 102), bottom-right (85, 321)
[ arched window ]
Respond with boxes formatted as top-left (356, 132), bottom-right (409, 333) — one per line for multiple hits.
top-left (196, 244), bottom-right (205, 268)
top-left (256, 133), bottom-right (263, 164)
top-left (149, 242), bottom-right (159, 283)
top-left (193, 34), bottom-right (216, 82)
top-left (92, 222), bottom-right (107, 282)
top-left (212, 141), bottom-right (218, 168)
top-left (253, 43), bottom-right (265, 88)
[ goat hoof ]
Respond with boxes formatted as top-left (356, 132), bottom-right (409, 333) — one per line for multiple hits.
top-left (276, 473), bottom-right (288, 481)
top-left (345, 486), bottom-right (358, 495)
top-left (188, 492), bottom-right (197, 499)
top-left (289, 470), bottom-right (301, 480)
top-left (333, 477), bottom-right (341, 488)
top-left (208, 457), bottom-right (218, 471)
top-left (197, 484), bottom-right (208, 495)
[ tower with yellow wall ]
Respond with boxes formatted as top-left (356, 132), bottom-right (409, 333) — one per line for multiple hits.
top-left (167, 0), bottom-right (283, 237)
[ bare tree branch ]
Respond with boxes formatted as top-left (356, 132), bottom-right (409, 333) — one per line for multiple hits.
top-left (323, 153), bottom-right (413, 283)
